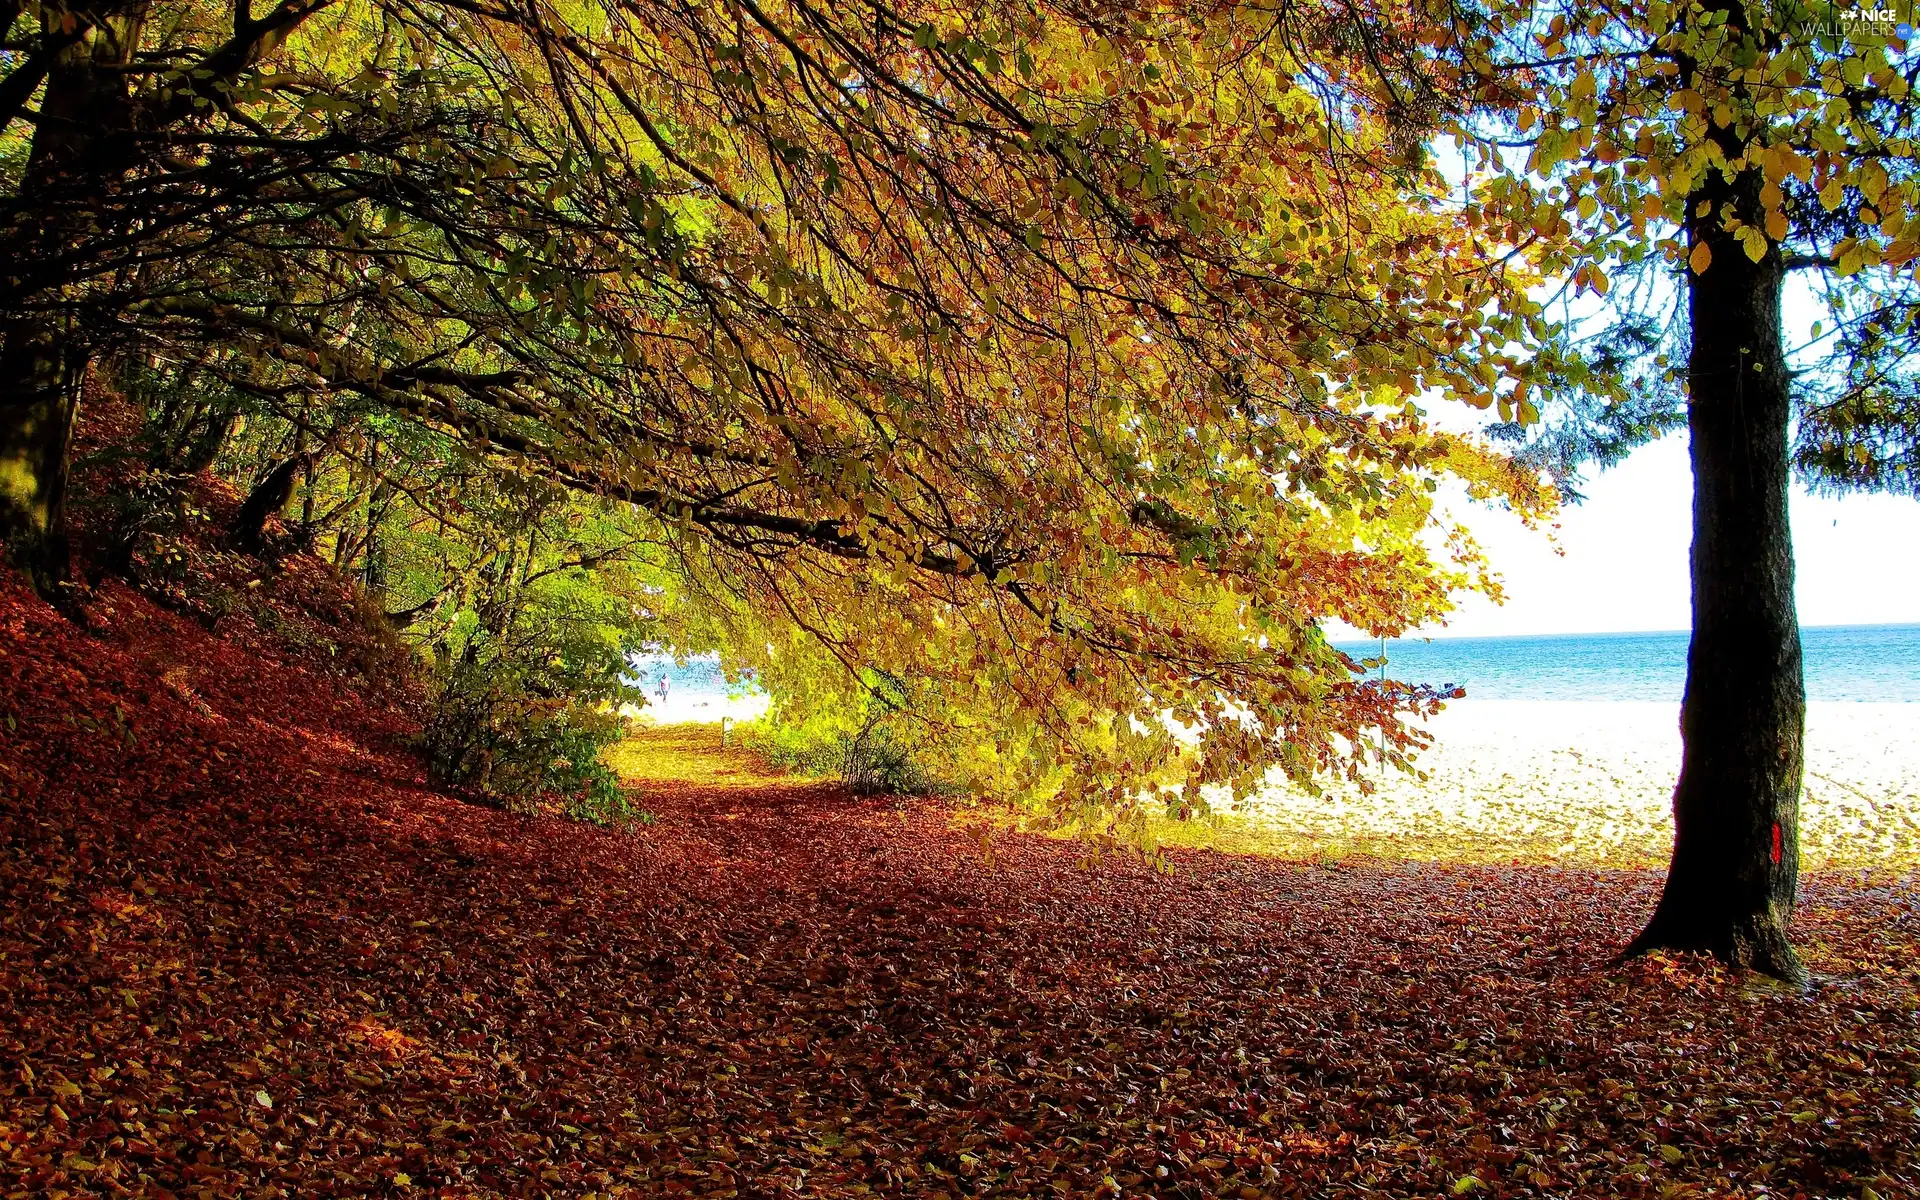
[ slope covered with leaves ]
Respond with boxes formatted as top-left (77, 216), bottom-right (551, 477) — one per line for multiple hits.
top-left (3, 571), bottom-right (1919, 1199)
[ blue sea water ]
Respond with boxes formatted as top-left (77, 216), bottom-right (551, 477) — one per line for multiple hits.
top-left (627, 653), bottom-right (759, 698)
top-left (633, 626), bottom-right (1920, 707)
top-left (1334, 624), bottom-right (1920, 702)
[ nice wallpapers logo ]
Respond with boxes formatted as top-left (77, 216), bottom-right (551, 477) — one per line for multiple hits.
top-left (1835, 3), bottom-right (1914, 39)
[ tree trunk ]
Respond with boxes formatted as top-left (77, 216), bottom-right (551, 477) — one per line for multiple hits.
top-left (0, 5), bottom-right (146, 598)
top-left (228, 454), bottom-right (306, 555)
top-left (178, 405), bottom-right (238, 474)
top-left (0, 328), bottom-right (82, 596)
top-left (298, 450), bottom-right (318, 539)
top-left (361, 440), bottom-right (392, 600)
top-left (1625, 163), bottom-right (1806, 982)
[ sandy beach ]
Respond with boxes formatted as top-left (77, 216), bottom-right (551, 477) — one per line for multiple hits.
top-left (1242, 700), bottom-right (1920, 871)
top-left (633, 691), bottom-right (1920, 873)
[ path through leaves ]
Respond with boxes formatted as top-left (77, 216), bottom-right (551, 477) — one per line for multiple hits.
top-left (2, 571), bottom-right (1917, 1199)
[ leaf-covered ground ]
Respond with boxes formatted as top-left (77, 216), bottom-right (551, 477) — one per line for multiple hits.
top-left (4, 569), bottom-right (1920, 1200)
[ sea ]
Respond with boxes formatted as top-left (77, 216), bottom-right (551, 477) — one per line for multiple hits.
top-left (632, 624), bottom-right (1920, 708)
top-left (627, 654), bottom-right (754, 698)
top-left (1334, 624), bottom-right (1920, 703)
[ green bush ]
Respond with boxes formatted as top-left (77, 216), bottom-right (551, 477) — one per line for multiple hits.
top-left (842, 715), bottom-right (938, 796)
top-left (747, 675), bottom-right (948, 797)
top-left (422, 679), bottom-right (641, 824)
top-left (405, 490), bottom-right (657, 826)
top-left (749, 716), bottom-right (849, 778)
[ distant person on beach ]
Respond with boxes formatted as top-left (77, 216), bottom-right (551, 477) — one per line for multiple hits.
top-left (656, 676), bottom-right (670, 706)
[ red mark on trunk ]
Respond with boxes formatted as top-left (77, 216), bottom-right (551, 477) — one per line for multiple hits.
top-left (1771, 822), bottom-right (1783, 866)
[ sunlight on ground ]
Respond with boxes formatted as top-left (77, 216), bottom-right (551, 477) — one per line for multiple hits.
top-left (1232, 701), bottom-right (1920, 873)
top-left (603, 723), bottom-right (793, 790)
top-left (614, 704), bottom-right (1920, 875)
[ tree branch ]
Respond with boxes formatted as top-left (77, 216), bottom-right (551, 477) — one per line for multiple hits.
top-left (1783, 252), bottom-right (1838, 272)
top-left (144, 0), bottom-right (339, 129)
top-left (0, 25), bottom-right (90, 136)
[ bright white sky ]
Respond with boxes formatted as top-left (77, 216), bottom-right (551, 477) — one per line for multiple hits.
top-left (1393, 435), bottom-right (1920, 639)
top-left (1324, 226), bottom-right (1920, 641)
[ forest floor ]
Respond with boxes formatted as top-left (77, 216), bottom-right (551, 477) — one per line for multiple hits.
top-left (4, 563), bottom-right (1920, 1200)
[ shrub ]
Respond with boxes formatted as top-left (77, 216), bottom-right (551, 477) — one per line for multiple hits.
top-left (421, 658), bottom-right (644, 825)
top-left (409, 503), bottom-right (655, 825)
top-left (842, 713), bottom-right (939, 796)
top-left (747, 673), bottom-right (948, 797)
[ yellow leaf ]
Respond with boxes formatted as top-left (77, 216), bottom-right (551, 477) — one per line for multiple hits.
top-left (1689, 240), bottom-right (1712, 275)
top-left (1740, 227), bottom-right (1767, 263)
top-left (1858, 164), bottom-right (1888, 206)
top-left (1765, 209), bottom-right (1789, 240)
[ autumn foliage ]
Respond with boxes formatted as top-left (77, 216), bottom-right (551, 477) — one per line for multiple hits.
top-left (5, 0), bottom-right (1920, 1190)
top-left (2, 0), bottom-right (1563, 818)
top-left (5, 529), bottom-right (1920, 1199)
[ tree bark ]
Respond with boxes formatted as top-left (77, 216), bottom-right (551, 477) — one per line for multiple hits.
top-left (1625, 162), bottom-right (1806, 982)
top-left (0, 327), bottom-right (83, 596)
top-left (228, 453), bottom-right (306, 554)
top-left (0, 4), bottom-right (146, 597)
top-left (178, 406), bottom-right (239, 475)
top-left (361, 440), bottom-right (393, 600)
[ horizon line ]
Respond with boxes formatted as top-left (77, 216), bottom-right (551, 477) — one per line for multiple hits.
top-left (1335, 620), bottom-right (1920, 643)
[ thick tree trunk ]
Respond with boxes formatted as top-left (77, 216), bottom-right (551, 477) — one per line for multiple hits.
top-left (0, 6), bottom-right (145, 597)
top-left (361, 442), bottom-right (393, 600)
top-left (177, 406), bottom-right (239, 475)
top-left (0, 328), bottom-right (82, 596)
top-left (1625, 165), bottom-right (1806, 982)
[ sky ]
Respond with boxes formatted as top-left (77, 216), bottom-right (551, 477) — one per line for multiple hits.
top-left (1333, 198), bottom-right (1920, 641)
top-left (1392, 435), bottom-right (1920, 640)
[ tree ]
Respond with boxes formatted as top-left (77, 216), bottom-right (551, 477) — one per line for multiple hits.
top-left (1431, 0), bottom-right (1919, 978)
top-left (4, 0), bottom-right (1567, 809)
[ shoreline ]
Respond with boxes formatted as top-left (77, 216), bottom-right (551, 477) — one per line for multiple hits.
top-left (1241, 699), bottom-right (1920, 870)
top-left (625, 696), bottom-right (1920, 872)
